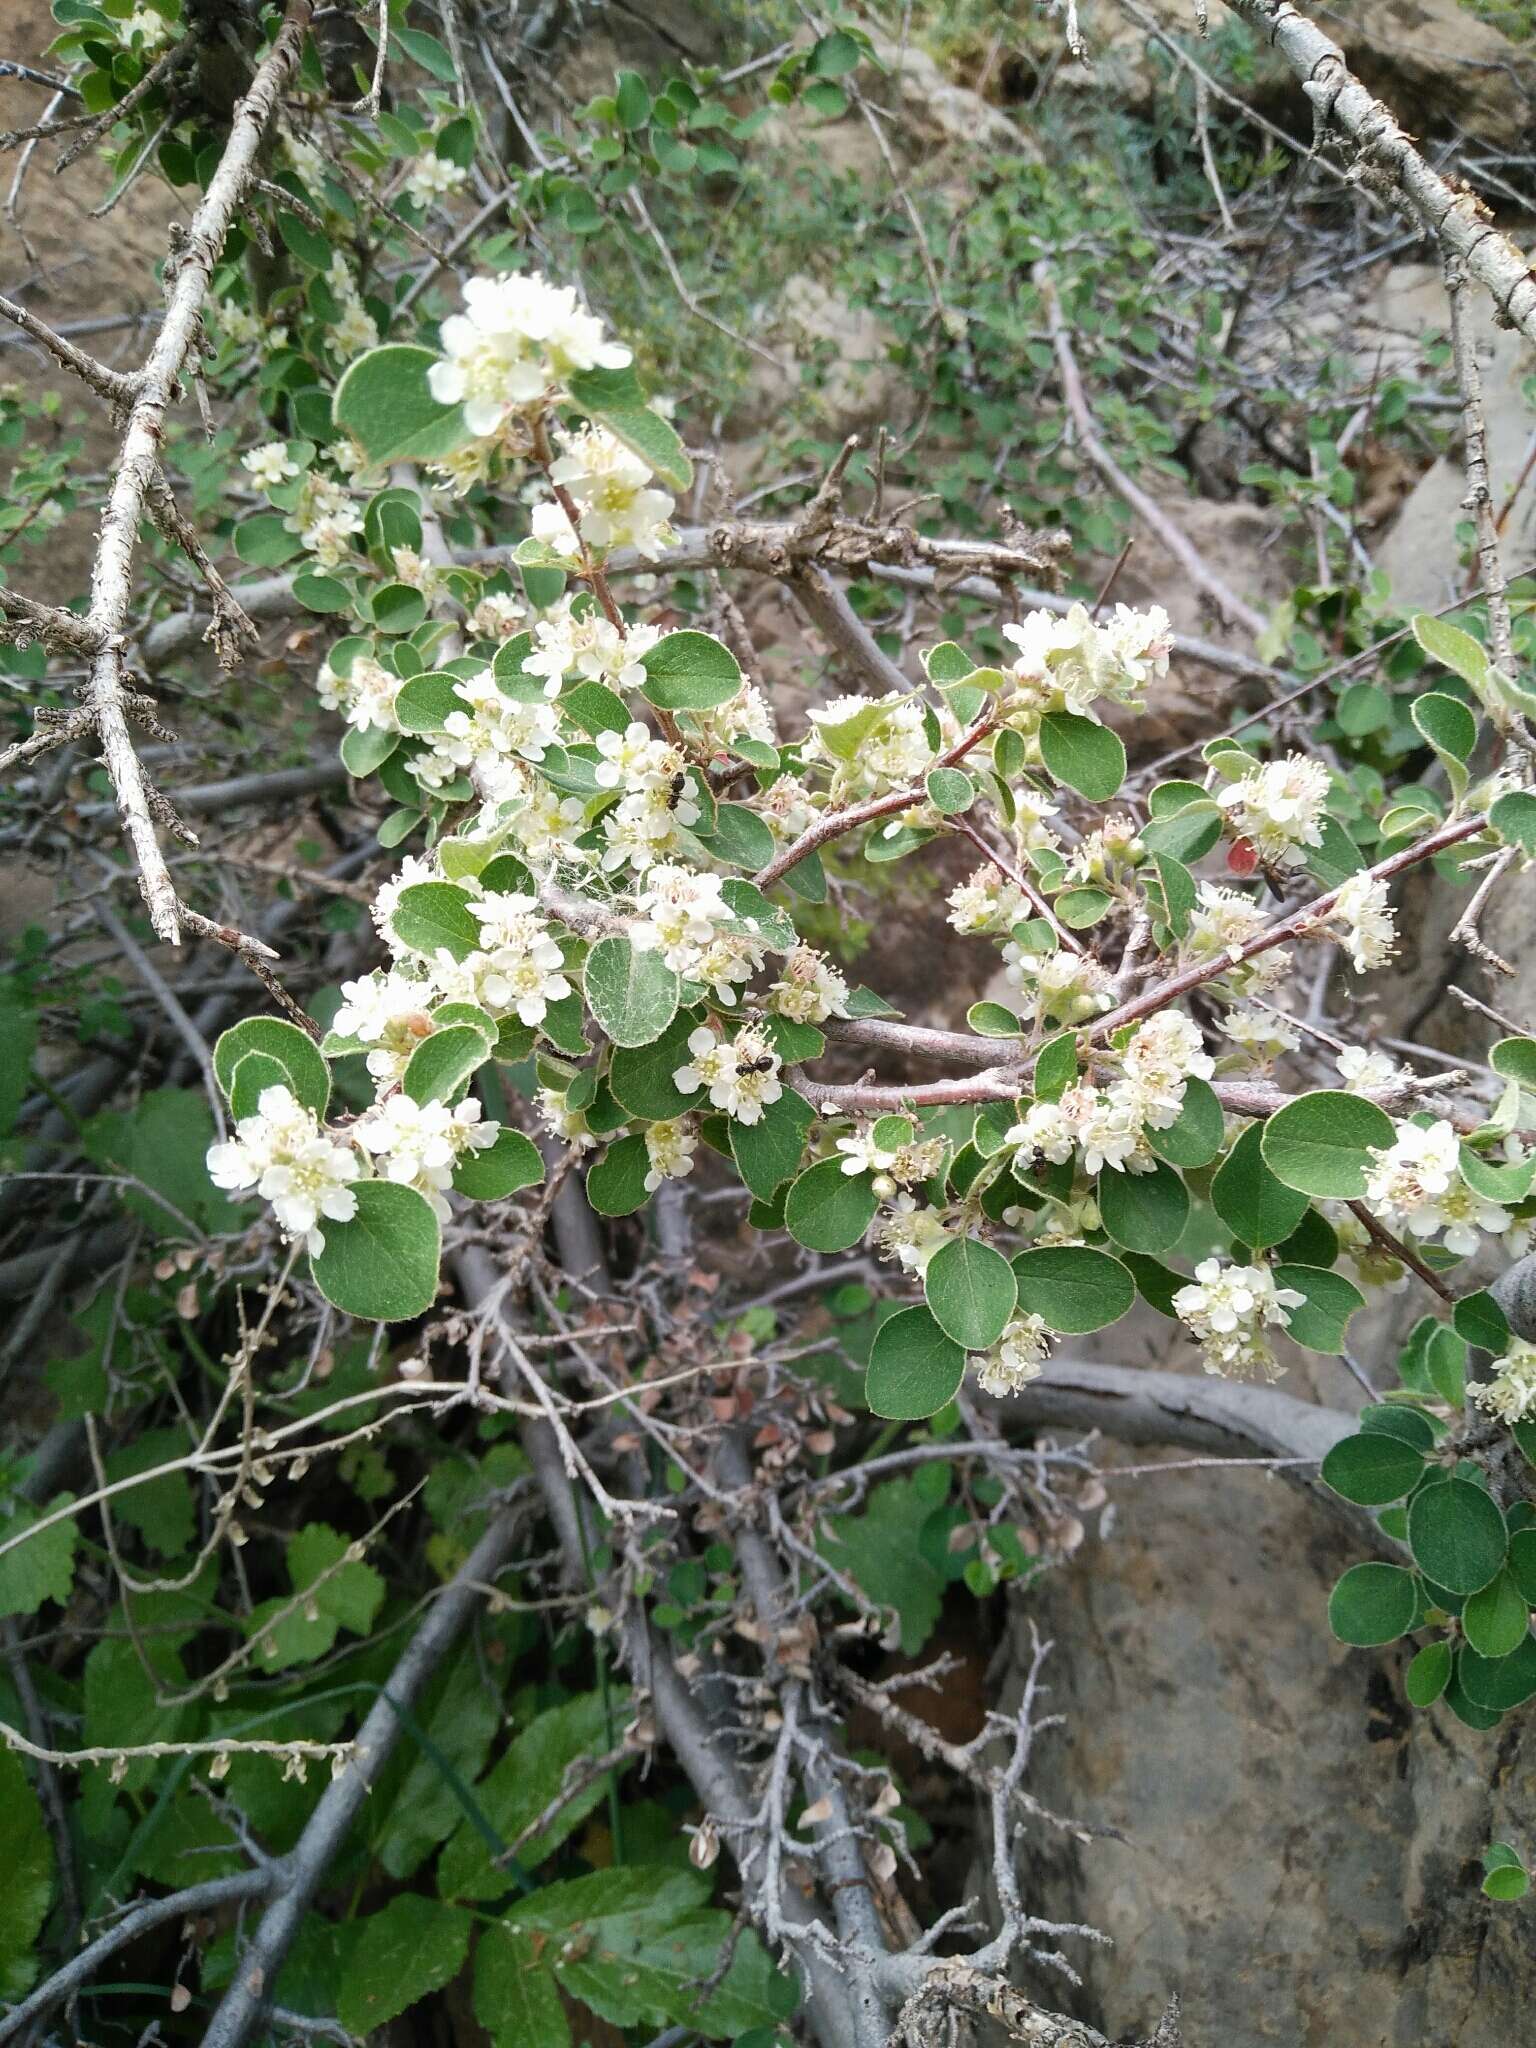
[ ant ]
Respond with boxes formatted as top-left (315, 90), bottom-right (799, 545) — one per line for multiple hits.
top-left (736, 1054), bottom-right (776, 1077)
top-left (665, 771), bottom-right (688, 810)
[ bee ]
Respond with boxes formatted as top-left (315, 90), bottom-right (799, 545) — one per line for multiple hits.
top-left (736, 1054), bottom-right (777, 1077)
top-left (665, 771), bottom-right (688, 810)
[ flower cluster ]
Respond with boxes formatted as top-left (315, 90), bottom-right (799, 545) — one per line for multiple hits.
top-left (672, 1023), bottom-right (783, 1126)
top-left (410, 672), bottom-right (561, 803)
top-left (290, 472), bottom-right (364, 568)
top-left (1215, 754), bottom-right (1330, 869)
top-left (427, 271), bottom-right (631, 441)
top-left (767, 946), bottom-right (850, 1024)
top-left (537, 425), bottom-right (676, 560)
top-left (631, 865), bottom-right (767, 1001)
top-left (318, 652), bottom-right (399, 733)
top-left (1364, 1118), bottom-right (1508, 1255)
top-left (804, 692), bottom-right (934, 792)
top-left (355, 1093), bottom-right (497, 1220)
top-left (1470, 1340), bottom-right (1536, 1424)
top-left (404, 151), bottom-right (469, 211)
top-left (1321, 872), bottom-right (1398, 972)
top-left (207, 1086), bottom-right (359, 1255)
top-left (1001, 601), bottom-right (1172, 727)
top-left (1173, 1258), bottom-right (1305, 1381)
top-left (972, 1314), bottom-right (1056, 1396)
top-left (595, 723), bottom-right (700, 873)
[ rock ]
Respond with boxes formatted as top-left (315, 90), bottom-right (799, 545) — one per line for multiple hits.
top-left (1082, 0), bottom-right (1535, 149)
top-left (869, 35), bottom-right (1028, 157)
top-left (728, 271), bottom-right (906, 439)
top-left (1370, 265), bottom-right (1536, 612)
top-left (1000, 1444), bottom-right (1536, 2045)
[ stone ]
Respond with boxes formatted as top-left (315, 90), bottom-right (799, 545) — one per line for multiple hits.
top-left (1082, 0), bottom-right (1535, 148)
top-left (1370, 266), bottom-right (1536, 613)
top-left (1001, 1440), bottom-right (1536, 2044)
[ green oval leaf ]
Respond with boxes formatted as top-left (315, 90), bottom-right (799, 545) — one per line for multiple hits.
top-left (214, 1017), bottom-right (329, 1121)
top-left (1463, 1568), bottom-right (1530, 1661)
top-left (583, 935), bottom-right (680, 1049)
top-left (729, 1088), bottom-right (814, 1202)
top-left (1327, 1561), bottom-right (1417, 1646)
top-left (1038, 711), bottom-right (1126, 800)
top-left (638, 629), bottom-right (741, 711)
top-left (333, 344), bottom-right (470, 466)
top-left (1490, 788), bottom-right (1536, 856)
top-left (1407, 1477), bottom-right (1507, 1596)
top-left (1210, 1122), bottom-right (1310, 1249)
top-left (783, 1158), bottom-right (878, 1253)
top-left (1320, 1430), bottom-right (1426, 1507)
top-left (586, 1133), bottom-right (650, 1216)
top-left (866, 1305), bottom-right (965, 1420)
top-left (926, 767), bottom-right (975, 814)
top-left (1405, 1639), bottom-right (1452, 1707)
top-left (390, 882), bottom-right (481, 963)
top-left (311, 1181), bottom-right (441, 1322)
top-left (1144, 1076), bottom-right (1224, 1168)
top-left (453, 1127), bottom-right (544, 1200)
top-left (402, 1024), bottom-right (488, 1106)
top-left (1012, 1245), bottom-right (1134, 1334)
top-left (923, 1236), bottom-right (1018, 1351)
top-left (1097, 1158), bottom-right (1190, 1254)
top-left (1272, 1263), bottom-right (1366, 1355)
top-left (1259, 1091), bottom-right (1396, 1199)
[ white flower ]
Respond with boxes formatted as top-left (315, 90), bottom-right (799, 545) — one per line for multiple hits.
top-left (525, 602), bottom-right (660, 694)
top-left (1004, 946), bottom-right (1112, 1026)
top-left (1220, 1005), bottom-right (1300, 1063)
top-left (216, 301), bottom-right (264, 349)
top-left (332, 970), bottom-right (436, 1082)
top-left (1006, 1099), bottom-right (1076, 1167)
top-left (1336, 1047), bottom-right (1404, 1096)
top-left (427, 271), bottom-right (631, 440)
top-left (947, 866), bottom-right (1025, 936)
top-left (1070, 1086), bottom-right (1145, 1176)
top-left (546, 425), bottom-right (676, 558)
top-left (631, 863), bottom-right (731, 974)
top-left (1119, 1010), bottom-right (1212, 1128)
top-left (767, 945), bottom-right (849, 1024)
top-left (837, 1128), bottom-right (897, 1178)
top-left (1470, 1340), bottom-right (1536, 1425)
top-left (671, 1023), bottom-right (782, 1125)
top-left (318, 652), bottom-right (399, 733)
top-left (120, 5), bottom-right (174, 49)
top-left (355, 1092), bottom-right (496, 1220)
top-left (760, 775), bottom-right (819, 843)
top-left (469, 591), bottom-right (528, 641)
top-left (327, 298), bottom-right (379, 358)
top-left (206, 1084), bottom-right (358, 1255)
top-left (390, 546), bottom-right (445, 598)
top-left (1216, 754), bottom-right (1330, 870)
top-left (243, 441), bottom-right (299, 490)
top-left (1324, 872), bottom-right (1397, 972)
top-left (405, 152), bottom-right (469, 209)
top-left (1364, 1118), bottom-right (1462, 1239)
top-left (509, 786), bottom-right (589, 867)
top-left (538, 1085), bottom-right (596, 1153)
top-left (643, 1119), bottom-right (697, 1190)
top-left (301, 504), bottom-right (364, 566)
top-left (972, 1315), bottom-right (1055, 1396)
top-left (413, 670), bottom-right (561, 797)
top-left (1173, 1257), bottom-right (1305, 1382)
top-left (877, 1193), bottom-right (952, 1274)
